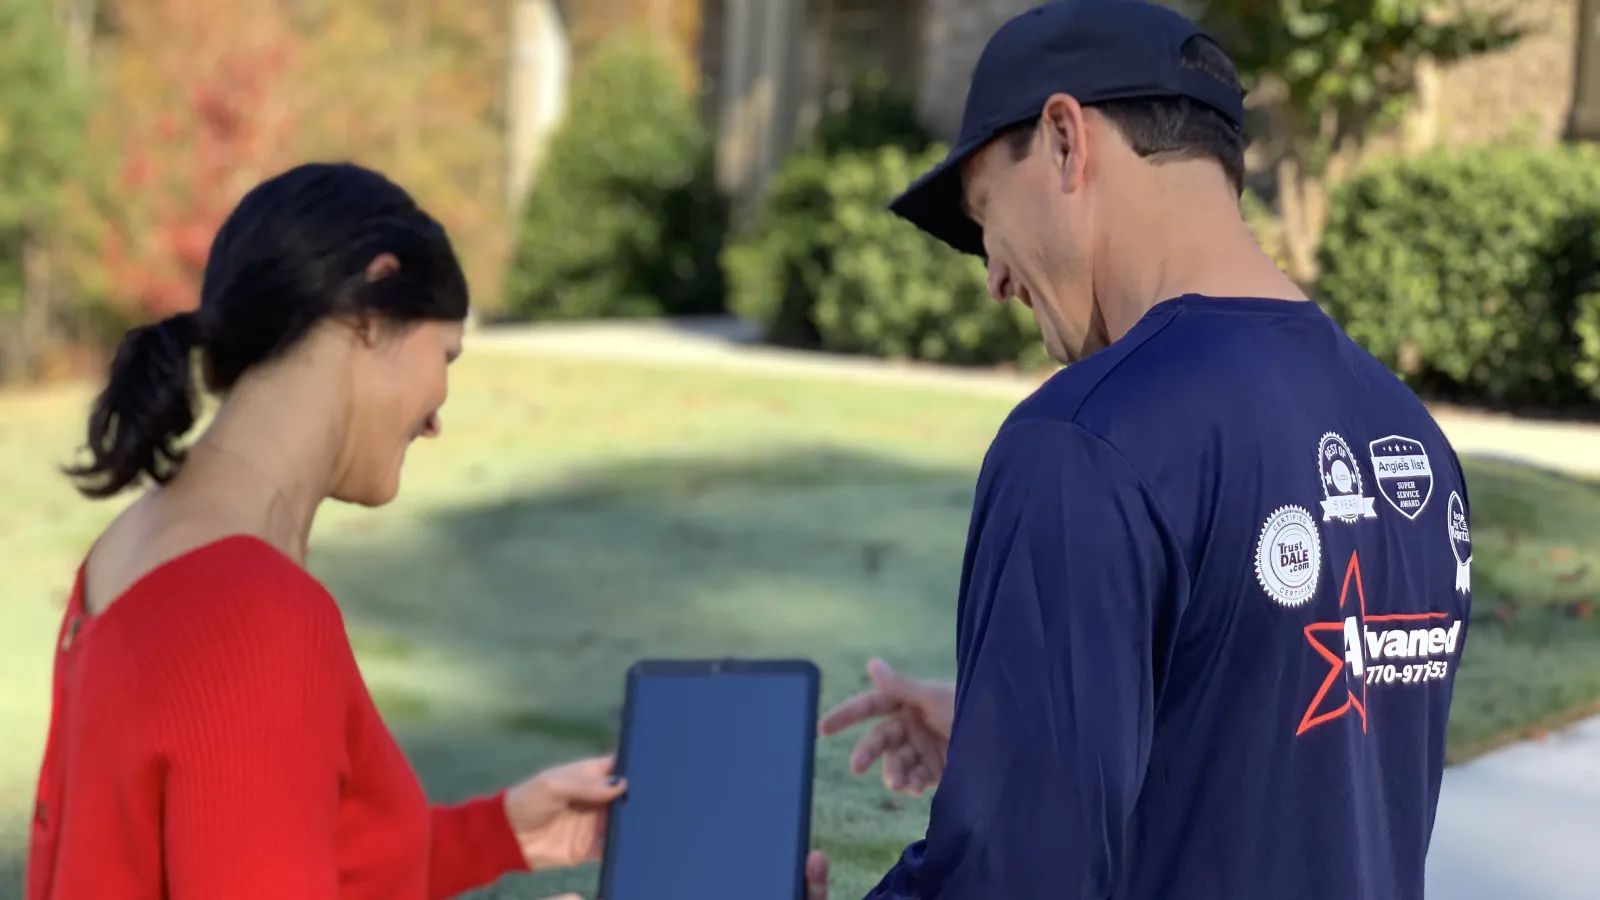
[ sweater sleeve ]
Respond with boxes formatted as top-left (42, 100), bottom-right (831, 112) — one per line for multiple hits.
top-left (427, 793), bottom-right (530, 899)
top-left (145, 552), bottom-right (353, 900)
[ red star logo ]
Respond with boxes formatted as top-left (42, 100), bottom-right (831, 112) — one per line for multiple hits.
top-left (1297, 551), bottom-right (1369, 736)
top-left (1297, 551), bottom-right (1453, 737)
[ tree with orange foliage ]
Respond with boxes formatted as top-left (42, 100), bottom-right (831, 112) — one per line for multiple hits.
top-left (93, 0), bottom-right (301, 320)
top-left (290, 0), bottom-right (512, 310)
top-left (566, 0), bottom-right (704, 86)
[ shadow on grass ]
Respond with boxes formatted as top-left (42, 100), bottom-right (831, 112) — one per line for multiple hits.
top-left (266, 447), bottom-right (1600, 897)
top-left (311, 445), bottom-right (975, 723)
top-left (306, 449), bottom-right (1600, 757)
top-left (303, 446), bottom-right (970, 898)
top-left (0, 841), bottom-right (23, 900)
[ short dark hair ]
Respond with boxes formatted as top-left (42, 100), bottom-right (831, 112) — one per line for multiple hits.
top-left (66, 162), bottom-right (470, 499)
top-left (1001, 35), bottom-right (1246, 195)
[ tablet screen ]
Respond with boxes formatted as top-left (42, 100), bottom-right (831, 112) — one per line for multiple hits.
top-left (601, 662), bottom-right (819, 900)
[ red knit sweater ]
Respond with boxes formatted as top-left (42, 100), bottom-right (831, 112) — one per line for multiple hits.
top-left (26, 535), bottom-right (530, 899)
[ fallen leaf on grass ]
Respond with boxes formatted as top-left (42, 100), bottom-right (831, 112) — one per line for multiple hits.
top-left (1549, 546), bottom-right (1577, 564)
top-left (1556, 563), bottom-right (1589, 584)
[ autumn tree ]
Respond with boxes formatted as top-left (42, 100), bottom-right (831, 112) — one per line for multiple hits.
top-left (290, 0), bottom-right (513, 311)
top-left (89, 0), bottom-right (516, 320)
top-left (566, 0), bottom-right (703, 86)
top-left (91, 0), bottom-right (301, 320)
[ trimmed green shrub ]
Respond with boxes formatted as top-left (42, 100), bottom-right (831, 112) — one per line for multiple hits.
top-left (805, 68), bottom-right (934, 158)
top-left (1319, 145), bottom-right (1600, 406)
top-left (505, 36), bottom-right (726, 321)
top-left (1241, 187), bottom-right (1289, 274)
top-left (724, 142), bottom-right (1045, 367)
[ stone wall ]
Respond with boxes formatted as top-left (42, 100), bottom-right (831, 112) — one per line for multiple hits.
top-left (915, 0), bottom-right (1581, 151)
top-left (1425, 0), bottom-right (1577, 148)
top-left (915, 0), bottom-right (1038, 140)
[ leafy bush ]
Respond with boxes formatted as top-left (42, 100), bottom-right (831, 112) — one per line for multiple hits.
top-left (1241, 188), bottom-right (1290, 274)
top-left (0, 0), bottom-right (89, 377)
top-left (505, 35), bottom-right (726, 321)
top-left (805, 68), bottom-right (933, 158)
top-left (1319, 145), bottom-right (1600, 406)
top-left (725, 143), bottom-right (1044, 367)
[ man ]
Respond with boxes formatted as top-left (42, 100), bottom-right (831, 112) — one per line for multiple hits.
top-left (804, 1), bottom-right (1473, 898)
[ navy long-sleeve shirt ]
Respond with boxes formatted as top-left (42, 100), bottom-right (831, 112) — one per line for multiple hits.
top-left (865, 295), bottom-right (1470, 900)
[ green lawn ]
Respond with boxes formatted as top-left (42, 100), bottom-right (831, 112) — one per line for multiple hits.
top-left (2, 351), bottom-right (1599, 897)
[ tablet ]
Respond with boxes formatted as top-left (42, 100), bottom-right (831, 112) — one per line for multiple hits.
top-left (598, 659), bottom-right (821, 900)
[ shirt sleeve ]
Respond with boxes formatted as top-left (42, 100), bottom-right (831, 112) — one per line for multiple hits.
top-left (153, 572), bottom-right (353, 900)
top-left (864, 419), bottom-right (1187, 900)
top-left (427, 794), bottom-right (531, 899)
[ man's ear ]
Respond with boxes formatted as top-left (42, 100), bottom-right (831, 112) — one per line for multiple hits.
top-left (1040, 93), bottom-right (1090, 193)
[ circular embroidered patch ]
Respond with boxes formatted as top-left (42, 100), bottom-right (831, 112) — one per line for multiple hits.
top-left (1256, 505), bottom-right (1322, 607)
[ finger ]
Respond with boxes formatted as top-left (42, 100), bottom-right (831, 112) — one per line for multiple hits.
top-left (885, 743), bottom-right (919, 793)
top-left (904, 719), bottom-right (945, 771)
top-left (585, 808), bottom-right (612, 861)
top-left (570, 754), bottom-right (617, 777)
top-left (819, 690), bottom-right (900, 736)
top-left (547, 762), bottom-right (628, 804)
top-left (866, 658), bottom-right (910, 695)
top-left (850, 718), bottom-right (906, 775)
top-left (905, 760), bottom-right (940, 796)
top-left (806, 850), bottom-right (829, 900)
top-left (898, 723), bottom-right (944, 796)
top-left (870, 658), bottom-right (954, 720)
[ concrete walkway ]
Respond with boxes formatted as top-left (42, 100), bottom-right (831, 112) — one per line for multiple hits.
top-left (1426, 715), bottom-right (1600, 899)
top-left (470, 317), bottom-right (1600, 900)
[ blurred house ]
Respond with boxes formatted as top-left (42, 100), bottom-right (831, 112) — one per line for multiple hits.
top-left (702, 0), bottom-right (1590, 219)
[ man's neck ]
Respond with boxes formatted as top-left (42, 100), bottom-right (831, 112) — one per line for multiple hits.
top-left (1095, 176), bottom-right (1307, 342)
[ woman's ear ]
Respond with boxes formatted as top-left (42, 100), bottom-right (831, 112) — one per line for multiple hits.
top-left (365, 252), bottom-right (401, 282)
top-left (352, 252), bottom-right (402, 347)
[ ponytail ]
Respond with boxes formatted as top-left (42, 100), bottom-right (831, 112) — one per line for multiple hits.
top-left (65, 312), bottom-right (204, 499)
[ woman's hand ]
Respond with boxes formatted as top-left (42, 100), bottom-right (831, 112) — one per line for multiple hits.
top-left (504, 755), bottom-right (627, 871)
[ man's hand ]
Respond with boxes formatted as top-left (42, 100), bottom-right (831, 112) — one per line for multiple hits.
top-left (819, 659), bottom-right (955, 796)
top-left (806, 849), bottom-right (829, 900)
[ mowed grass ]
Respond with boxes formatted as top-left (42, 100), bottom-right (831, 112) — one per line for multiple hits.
top-left (2, 350), bottom-right (1600, 897)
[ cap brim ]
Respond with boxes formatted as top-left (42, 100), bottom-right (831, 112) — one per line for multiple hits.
top-left (886, 140), bottom-right (987, 258)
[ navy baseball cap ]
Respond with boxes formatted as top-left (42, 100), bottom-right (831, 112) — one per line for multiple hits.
top-left (888, 0), bottom-right (1246, 257)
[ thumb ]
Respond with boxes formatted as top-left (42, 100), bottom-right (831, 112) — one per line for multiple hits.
top-left (867, 658), bottom-right (920, 700)
top-left (806, 850), bottom-right (829, 900)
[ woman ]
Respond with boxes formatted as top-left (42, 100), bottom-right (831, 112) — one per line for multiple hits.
top-left (28, 162), bottom-right (623, 900)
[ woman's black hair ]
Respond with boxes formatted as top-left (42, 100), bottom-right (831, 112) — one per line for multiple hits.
top-left (65, 162), bottom-right (470, 499)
